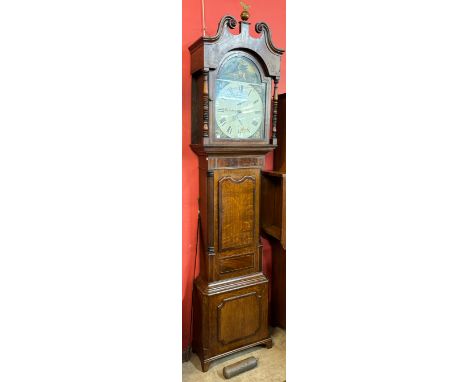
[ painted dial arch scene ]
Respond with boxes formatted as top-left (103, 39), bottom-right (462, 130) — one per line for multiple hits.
top-left (215, 54), bottom-right (266, 140)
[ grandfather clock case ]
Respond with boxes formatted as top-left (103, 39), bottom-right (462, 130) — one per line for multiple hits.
top-left (189, 14), bottom-right (284, 371)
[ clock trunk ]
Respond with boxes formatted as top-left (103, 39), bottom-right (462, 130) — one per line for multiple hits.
top-left (191, 153), bottom-right (272, 372)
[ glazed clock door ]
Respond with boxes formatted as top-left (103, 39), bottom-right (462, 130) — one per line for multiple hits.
top-left (214, 52), bottom-right (269, 141)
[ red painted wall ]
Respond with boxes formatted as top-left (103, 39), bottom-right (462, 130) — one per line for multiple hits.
top-left (182, 0), bottom-right (286, 351)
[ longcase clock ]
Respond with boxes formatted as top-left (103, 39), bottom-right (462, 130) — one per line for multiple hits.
top-left (189, 11), bottom-right (284, 372)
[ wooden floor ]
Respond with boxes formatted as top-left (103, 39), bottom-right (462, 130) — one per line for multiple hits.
top-left (182, 327), bottom-right (286, 381)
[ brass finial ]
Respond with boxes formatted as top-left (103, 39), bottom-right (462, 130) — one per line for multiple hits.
top-left (240, 1), bottom-right (250, 21)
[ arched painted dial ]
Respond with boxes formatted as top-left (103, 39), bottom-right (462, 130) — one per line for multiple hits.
top-left (215, 81), bottom-right (264, 139)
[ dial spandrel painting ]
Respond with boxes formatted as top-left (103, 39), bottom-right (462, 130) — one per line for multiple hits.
top-left (215, 55), bottom-right (266, 140)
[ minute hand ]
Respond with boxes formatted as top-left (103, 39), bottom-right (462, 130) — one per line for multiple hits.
top-left (238, 109), bottom-right (260, 114)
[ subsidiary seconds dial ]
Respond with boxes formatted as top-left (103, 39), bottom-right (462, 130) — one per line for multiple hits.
top-left (215, 81), bottom-right (264, 139)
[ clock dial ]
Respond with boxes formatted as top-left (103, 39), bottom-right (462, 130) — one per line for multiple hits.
top-left (215, 81), bottom-right (264, 139)
top-left (214, 55), bottom-right (266, 140)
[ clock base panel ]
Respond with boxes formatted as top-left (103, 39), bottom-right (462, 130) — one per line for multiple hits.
top-left (192, 273), bottom-right (271, 372)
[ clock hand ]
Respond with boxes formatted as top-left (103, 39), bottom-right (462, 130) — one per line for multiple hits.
top-left (237, 113), bottom-right (260, 122)
top-left (239, 106), bottom-right (261, 111)
top-left (237, 110), bottom-right (258, 114)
